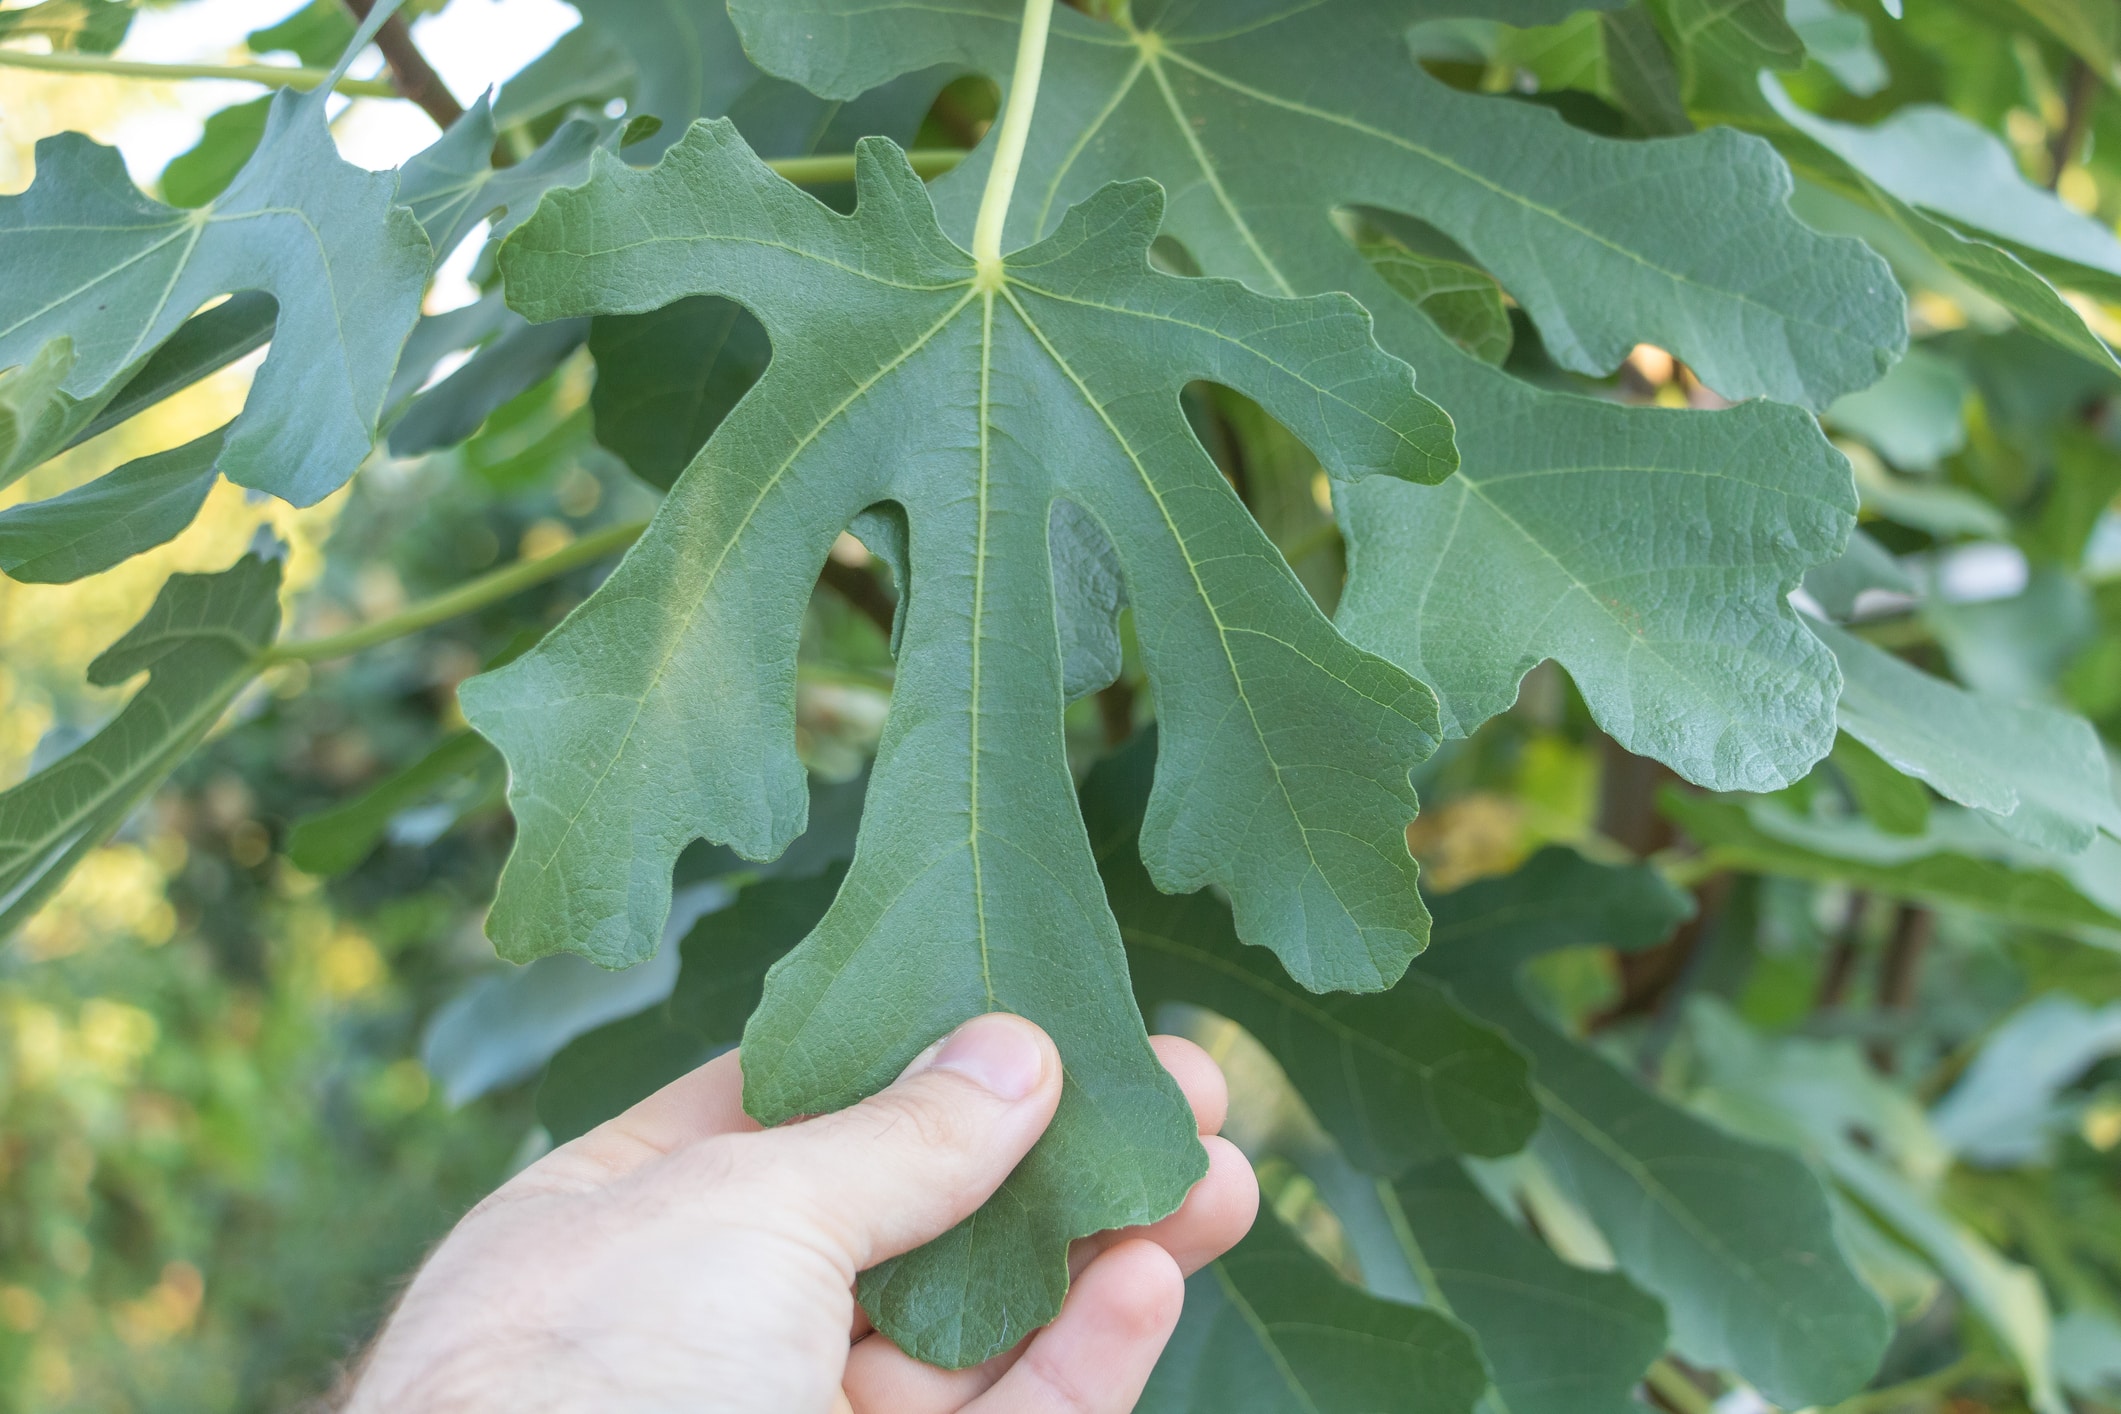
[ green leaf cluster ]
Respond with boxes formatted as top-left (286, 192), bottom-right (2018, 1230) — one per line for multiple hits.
top-left (6, 0), bottom-right (2121, 1403)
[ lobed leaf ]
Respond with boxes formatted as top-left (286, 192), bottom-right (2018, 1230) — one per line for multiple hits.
top-left (0, 551), bottom-right (279, 942)
top-left (462, 124), bottom-right (1451, 1364)
top-left (0, 83), bottom-right (428, 506)
top-left (737, 0), bottom-right (1881, 791)
top-left (738, 0), bottom-right (1903, 408)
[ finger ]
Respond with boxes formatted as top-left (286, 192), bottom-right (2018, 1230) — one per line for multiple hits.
top-left (524, 1049), bottom-right (758, 1188)
top-left (1071, 1134), bottom-right (1257, 1279)
top-left (749, 1013), bottom-right (1063, 1271)
top-left (842, 1327), bottom-right (1013, 1413)
top-left (844, 1138), bottom-right (1253, 1411)
top-left (1149, 1035), bottom-right (1228, 1136)
top-left (966, 1240), bottom-right (1184, 1414)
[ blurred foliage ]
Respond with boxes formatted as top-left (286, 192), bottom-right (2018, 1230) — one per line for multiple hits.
top-left (3, 0), bottom-right (2121, 1407)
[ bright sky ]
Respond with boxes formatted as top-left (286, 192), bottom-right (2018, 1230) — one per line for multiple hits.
top-left (108, 0), bottom-right (580, 180)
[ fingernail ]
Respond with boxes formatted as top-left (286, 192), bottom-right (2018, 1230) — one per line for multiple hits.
top-left (918, 1014), bottom-right (1047, 1101)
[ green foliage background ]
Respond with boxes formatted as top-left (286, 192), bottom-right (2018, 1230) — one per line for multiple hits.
top-left (4, 0), bottom-right (2121, 1409)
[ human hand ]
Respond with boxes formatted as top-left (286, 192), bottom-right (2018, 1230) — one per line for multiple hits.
top-left (341, 1014), bottom-right (1258, 1413)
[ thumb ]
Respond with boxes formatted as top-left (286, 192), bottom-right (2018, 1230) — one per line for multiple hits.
top-left (749, 1012), bottom-right (1063, 1272)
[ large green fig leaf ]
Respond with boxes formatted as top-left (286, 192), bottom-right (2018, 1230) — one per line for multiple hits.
top-left (1418, 849), bottom-right (1892, 1407)
top-left (0, 28), bottom-right (429, 507)
top-left (460, 123), bottom-right (1451, 1365)
top-left (0, 550), bottom-right (279, 940)
top-left (1142, 1209), bottom-right (1488, 1414)
top-left (735, 0), bottom-right (1882, 792)
top-left (739, 0), bottom-right (1899, 408)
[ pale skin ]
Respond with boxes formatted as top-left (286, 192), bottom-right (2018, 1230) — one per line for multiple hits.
top-left (341, 1014), bottom-right (1259, 1413)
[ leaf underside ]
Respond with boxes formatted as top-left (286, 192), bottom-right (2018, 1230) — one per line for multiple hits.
top-left (0, 86), bottom-right (428, 508)
top-left (734, 0), bottom-right (1886, 793)
top-left (0, 552), bottom-right (279, 941)
top-left (461, 123), bottom-right (1452, 1366)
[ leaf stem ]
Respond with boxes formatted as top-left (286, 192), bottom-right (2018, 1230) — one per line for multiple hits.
top-left (1644, 1358), bottom-right (1717, 1414)
top-left (771, 149), bottom-right (967, 185)
top-left (0, 49), bottom-right (399, 96)
top-left (972, 0), bottom-right (1057, 268)
top-left (267, 519), bottom-right (647, 664)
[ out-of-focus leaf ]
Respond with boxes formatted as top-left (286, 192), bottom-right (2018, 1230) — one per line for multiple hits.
top-left (389, 313), bottom-right (588, 457)
top-left (1601, 4), bottom-right (1693, 136)
top-left (1765, 77), bottom-right (2121, 300)
top-left (1928, 568), bottom-right (2098, 702)
top-left (1785, 0), bottom-right (1886, 95)
top-left (1359, 238), bottom-right (1512, 367)
top-left (1665, 793), bottom-right (2121, 934)
top-left (286, 730), bottom-right (501, 877)
top-left (537, 866), bottom-right (840, 1142)
top-left (1140, 1209), bottom-right (1488, 1414)
top-left (588, 296), bottom-right (772, 490)
top-left (1785, 170), bottom-right (2120, 374)
top-left (0, 337), bottom-right (85, 489)
top-left (1803, 527), bottom-right (1915, 620)
top-left (1417, 850), bottom-right (1892, 1407)
top-left (1819, 618), bottom-right (2121, 854)
top-left (2027, 429), bottom-right (2121, 568)
top-left (1387, 1160), bottom-right (1669, 1414)
top-left (1646, 0), bottom-right (1803, 102)
top-left (1084, 734), bottom-right (1538, 1175)
top-left (0, 36), bottom-right (429, 507)
top-left (0, 551), bottom-right (280, 942)
top-left (1825, 344), bottom-right (1968, 472)
top-left (1932, 995), bottom-right (2121, 1165)
top-left (422, 880), bottom-right (730, 1107)
top-left (492, 22), bottom-right (635, 131)
top-left (246, 0), bottom-right (357, 68)
top-left (1831, 731), bottom-right (1932, 835)
top-left (0, 425), bottom-right (223, 584)
top-left (2002, 0), bottom-right (2118, 97)
top-left (2055, 1308), bottom-right (2121, 1398)
top-left (0, 0), bottom-right (131, 52)
top-left (159, 97), bottom-right (272, 209)
top-left (1691, 1008), bottom-right (2066, 1414)
top-left (1849, 447), bottom-right (2011, 537)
